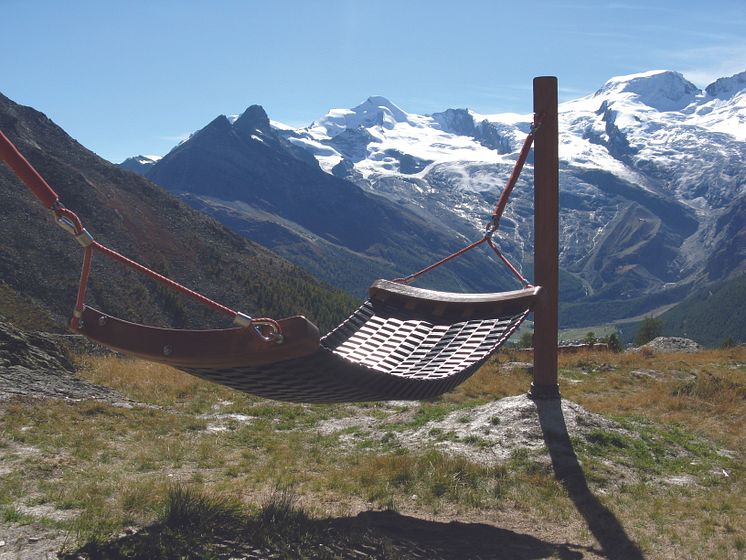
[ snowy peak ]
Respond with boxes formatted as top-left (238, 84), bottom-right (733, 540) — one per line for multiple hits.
top-left (119, 154), bottom-right (161, 176)
top-left (693, 70), bottom-right (746, 141)
top-left (310, 96), bottom-right (409, 138)
top-left (233, 104), bottom-right (271, 135)
top-left (431, 108), bottom-right (516, 154)
top-left (431, 108), bottom-right (476, 136)
top-left (706, 70), bottom-right (746, 100)
top-left (125, 154), bottom-right (161, 166)
top-left (596, 70), bottom-right (700, 111)
top-left (358, 96), bottom-right (409, 122)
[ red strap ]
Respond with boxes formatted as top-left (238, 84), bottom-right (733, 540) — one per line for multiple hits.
top-left (0, 129), bottom-right (281, 339)
top-left (0, 131), bottom-right (59, 209)
top-left (488, 113), bottom-right (543, 231)
top-left (394, 236), bottom-right (489, 284)
top-left (91, 241), bottom-right (239, 318)
top-left (395, 114), bottom-right (542, 286)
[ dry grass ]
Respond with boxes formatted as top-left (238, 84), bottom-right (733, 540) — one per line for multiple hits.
top-left (445, 355), bottom-right (534, 402)
top-left (76, 355), bottom-right (236, 408)
top-left (1, 346), bottom-right (744, 558)
top-left (555, 348), bottom-right (746, 449)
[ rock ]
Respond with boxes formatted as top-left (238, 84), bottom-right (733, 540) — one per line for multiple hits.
top-left (638, 337), bottom-right (703, 354)
top-left (398, 395), bottom-right (632, 465)
top-left (0, 317), bottom-right (125, 401)
top-left (0, 317), bottom-right (73, 373)
top-left (631, 369), bottom-right (663, 379)
top-left (500, 361), bottom-right (533, 371)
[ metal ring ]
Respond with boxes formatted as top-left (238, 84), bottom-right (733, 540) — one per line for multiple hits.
top-left (251, 320), bottom-right (284, 344)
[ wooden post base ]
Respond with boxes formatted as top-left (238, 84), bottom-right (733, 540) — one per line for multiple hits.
top-left (528, 382), bottom-right (561, 400)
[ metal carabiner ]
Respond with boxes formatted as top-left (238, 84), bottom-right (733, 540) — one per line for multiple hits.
top-left (233, 312), bottom-right (284, 344)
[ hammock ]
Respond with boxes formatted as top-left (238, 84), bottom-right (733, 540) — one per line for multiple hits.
top-left (80, 281), bottom-right (540, 402)
top-left (0, 119), bottom-right (541, 402)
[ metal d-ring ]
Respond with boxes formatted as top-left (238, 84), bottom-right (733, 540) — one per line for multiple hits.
top-left (233, 312), bottom-right (284, 344)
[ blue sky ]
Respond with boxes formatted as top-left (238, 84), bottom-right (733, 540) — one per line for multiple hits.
top-left (2, 0), bottom-right (745, 163)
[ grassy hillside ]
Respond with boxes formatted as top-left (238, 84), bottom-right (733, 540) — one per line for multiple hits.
top-left (1, 346), bottom-right (744, 559)
top-left (657, 273), bottom-right (746, 347)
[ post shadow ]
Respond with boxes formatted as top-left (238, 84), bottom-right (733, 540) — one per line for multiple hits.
top-left (535, 398), bottom-right (645, 560)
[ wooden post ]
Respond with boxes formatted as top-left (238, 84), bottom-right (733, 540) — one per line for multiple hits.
top-left (530, 76), bottom-right (560, 399)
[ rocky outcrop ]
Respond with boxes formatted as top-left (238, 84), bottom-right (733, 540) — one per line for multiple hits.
top-left (0, 318), bottom-right (120, 400)
top-left (638, 336), bottom-right (702, 354)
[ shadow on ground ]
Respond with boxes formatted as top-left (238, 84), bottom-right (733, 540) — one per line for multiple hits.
top-left (536, 398), bottom-right (645, 560)
top-left (64, 509), bottom-right (595, 560)
top-left (330, 510), bottom-right (594, 559)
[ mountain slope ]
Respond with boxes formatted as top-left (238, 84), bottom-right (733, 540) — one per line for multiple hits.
top-left (120, 69), bottom-right (745, 329)
top-left (145, 105), bottom-right (522, 296)
top-left (281, 71), bottom-right (745, 326)
top-left (0, 92), bottom-right (357, 333)
top-left (617, 273), bottom-right (746, 347)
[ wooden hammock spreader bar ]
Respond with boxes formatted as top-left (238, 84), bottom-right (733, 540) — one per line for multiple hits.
top-left (369, 279), bottom-right (540, 322)
top-left (79, 307), bottom-right (320, 368)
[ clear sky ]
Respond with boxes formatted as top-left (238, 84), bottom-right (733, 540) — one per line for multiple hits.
top-left (2, 0), bottom-right (745, 163)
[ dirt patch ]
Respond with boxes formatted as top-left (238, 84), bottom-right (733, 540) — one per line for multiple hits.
top-left (315, 414), bottom-right (379, 436)
top-left (630, 368), bottom-right (695, 381)
top-left (198, 412), bottom-right (256, 432)
top-left (15, 503), bottom-right (80, 523)
top-left (315, 402), bottom-right (419, 442)
top-left (0, 524), bottom-right (69, 560)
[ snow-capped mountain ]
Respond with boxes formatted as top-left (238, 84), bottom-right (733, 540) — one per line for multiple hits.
top-left (272, 70), bottom-right (746, 326)
top-left (127, 69), bottom-right (745, 328)
top-left (119, 154), bottom-right (161, 175)
top-left (143, 105), bottom-right (518, 298)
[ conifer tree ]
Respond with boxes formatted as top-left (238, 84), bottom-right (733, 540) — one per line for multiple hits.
top-left (635, 316), bottom-right (662, 346)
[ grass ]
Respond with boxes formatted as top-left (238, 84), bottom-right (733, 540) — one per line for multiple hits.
top-left (1, 347), bottom-right (744, 558)
top-left (558, 324), bottom-right (619, 343)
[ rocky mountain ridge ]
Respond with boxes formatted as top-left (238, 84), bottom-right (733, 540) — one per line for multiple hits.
top-left (126, 70), bottom-right (745, 328)
top-left (279, 70), bottom-right (746, 325)
top-left (0, 92), bottom-right (357, 335)
top-left (143, 104), bottom-right (522, 297)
